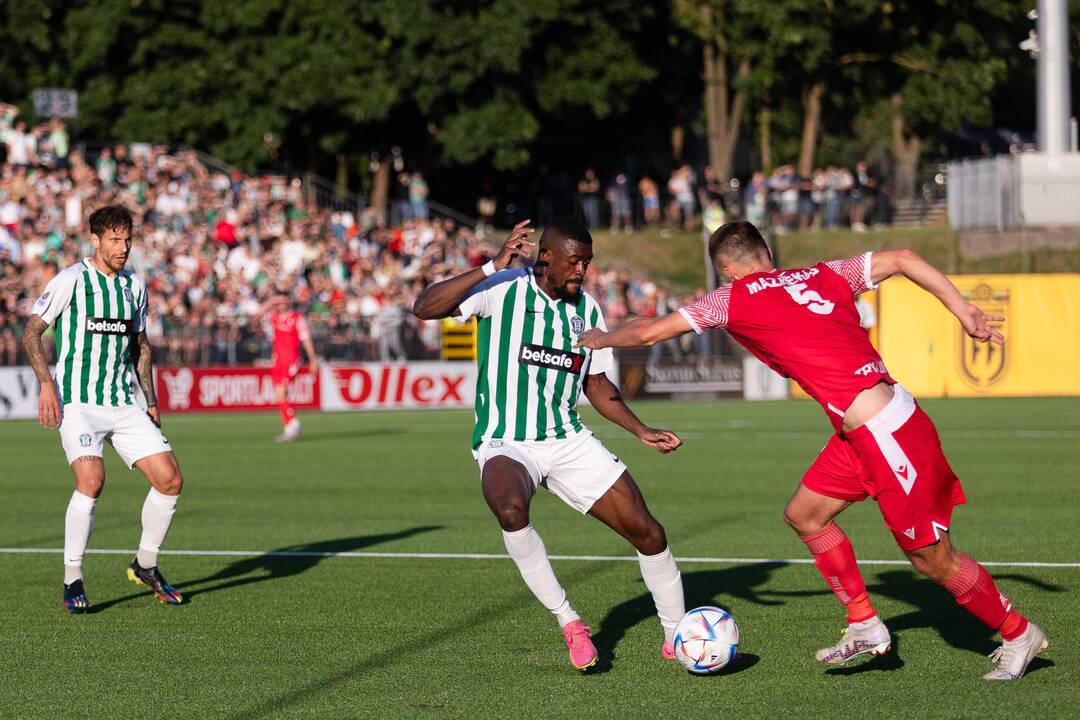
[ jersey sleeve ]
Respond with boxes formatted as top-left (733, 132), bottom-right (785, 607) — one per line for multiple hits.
top-left (134, 280), bottom-right (149, 333)
top-left (453, 269), bottom-right (519, 322)
top-left (31, 268), bottom-right (78, 326)
top-left (678, 285), bottom-right (732, 334)
top-left (823, 252), bottom-right (876, 295)
top-left (587, 307), bottom-right (615, 376)
top-left (296, 314), bottom-right (311, 342)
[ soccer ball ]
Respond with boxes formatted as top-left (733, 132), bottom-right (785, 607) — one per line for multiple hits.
top-left (672, 606), bottom-right (739, 675)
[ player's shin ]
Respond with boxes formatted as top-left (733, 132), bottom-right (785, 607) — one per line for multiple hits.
top-left (136, 488), bottom-right (178, 569)
top-left (942, 552), bottom-right (1028, 640)
top-left (800, 523), bottom-right (877, 623)
top-left (502, 525), bottom-right (580, 627)
top-left (64, 491), bottom-right (97, 584)
top-left (637, 546), bottom-right (686, 641)
top-left (278, 401), bottom-right (295, 428)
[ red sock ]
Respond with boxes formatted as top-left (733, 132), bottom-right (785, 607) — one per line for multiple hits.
top-left (800, 523), bottom-right (877, 623)
top-left (942, 553), bottom-right (1028, 640)
top-left (278, 401), bottom-right (295, 428)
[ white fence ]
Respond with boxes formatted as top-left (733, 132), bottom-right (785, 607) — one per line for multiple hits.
top-left (948, 153), bottom-right (1080, 230)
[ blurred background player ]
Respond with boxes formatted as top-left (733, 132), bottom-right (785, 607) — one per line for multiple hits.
top-left (22, 205), bottom-right (185, 612)
top-left (263, 293), bottom-right (319, 442)
top-left (578, 220), bottom-right (1048, 681)
top-left (414, 218), bottom-right (686, 671)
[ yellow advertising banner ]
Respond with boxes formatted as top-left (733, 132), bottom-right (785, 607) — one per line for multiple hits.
top-left (876, 274), bottom-right (1080, 397)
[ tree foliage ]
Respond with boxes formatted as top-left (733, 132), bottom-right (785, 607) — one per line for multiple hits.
top-left (0, 0), bottom-right (1057, 188)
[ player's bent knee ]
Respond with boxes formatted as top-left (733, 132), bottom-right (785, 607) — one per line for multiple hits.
top-left (783, 506), bottom-right (816, 535)
top-left (144, 454), bottom-right (184, 495)
top-left (906, 545), bottom-right (955, 583)
top-left (492, 501), bottom-right (529, 532)
top-left (635, 520), bottom-right (667, 555)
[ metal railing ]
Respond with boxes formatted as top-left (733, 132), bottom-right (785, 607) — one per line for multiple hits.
top-left (948, 154), bottom-right (1080, 230)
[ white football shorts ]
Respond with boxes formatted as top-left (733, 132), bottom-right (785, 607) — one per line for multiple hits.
top-left (473, 430), bottom-right (627, 514)
top-left (59, 403), bottom-right (172, 469)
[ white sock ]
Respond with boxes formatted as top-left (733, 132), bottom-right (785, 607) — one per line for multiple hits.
top-left (137, 488), bottom-right (178, 569)
top-left (64, 491), bottom-right (97, 585)
top-left (503, 525), bottom-right (580, 628)
top-left (638, 546), bottom-right (686, 642)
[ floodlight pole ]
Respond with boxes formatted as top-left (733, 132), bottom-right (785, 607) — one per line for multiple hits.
top-left (1036, 0), bottom-right (1072, 154)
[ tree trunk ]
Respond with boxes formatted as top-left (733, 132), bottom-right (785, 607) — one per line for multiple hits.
top-left (671, 124), bottom-right (686, 162)
top-left (759, 106), bottom-right (772, 172)
top-left (335, 152), bottom-right (349, 192)
top-left (370, 157), bottom-right (391, 225)
top-left (702, 7), bottom-right (750, 182)
top-left (798, 80), bottom-right (826, 176)
top-left (890, 94), bottom-right (921, 202)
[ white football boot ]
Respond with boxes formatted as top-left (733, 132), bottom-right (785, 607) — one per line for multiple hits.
top-left (983, 622), bottom-right (1048, 680)
top-left (274, 419), bottom-right (302, 443)
top-left (816, 615), bottom-right (892, 664)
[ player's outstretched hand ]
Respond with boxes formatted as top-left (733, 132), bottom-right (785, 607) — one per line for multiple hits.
top-left (147, 405), bottom-right (162, 428)
top-left (957, 302), bottom-right (1004, 345)
top-left (38, 383), bottom-right (61, 429)
top-left (492, 220), bottom-right (536, 270)
top-left (575, 328), bottom-right (607, 350)
top-left (638, 427), bottom-right (683, 454)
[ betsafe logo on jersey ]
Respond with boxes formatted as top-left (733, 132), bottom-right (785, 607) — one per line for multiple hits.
top-left (85, 317), bottom-right (131, 336)
top-left (518, 343), bottom-right (585, 374)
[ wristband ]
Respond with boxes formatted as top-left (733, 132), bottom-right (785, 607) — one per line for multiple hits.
top-left (481, 260), bottom-right (497, 277)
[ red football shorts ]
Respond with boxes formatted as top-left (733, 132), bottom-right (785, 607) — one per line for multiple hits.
top-left (271, 358), bottom-right (301, 386)
top-left (801, 385), bottom-right (967, 551)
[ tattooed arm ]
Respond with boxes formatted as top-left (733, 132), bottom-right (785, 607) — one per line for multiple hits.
top-left (131, 330), bottom-right (160, 426)
top-left (23, 315), bottom-right (61, 429)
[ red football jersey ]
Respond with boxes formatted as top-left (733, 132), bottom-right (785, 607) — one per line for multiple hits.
top-left (680, 253), bottom-right (893, 430)
top-left (269, 310), bottom-right (310, 365)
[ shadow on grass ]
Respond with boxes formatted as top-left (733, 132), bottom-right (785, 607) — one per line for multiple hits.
top-left (90, 526), bottom-right (441, 612)
top-left (861, 569), bottom-right (1062, 676)
top-left (224, 552), bottom-right (618, 720)
top-left (589, 561), bottom-right (828, 674)
top-left (293, 427), bottom-right (407, 442)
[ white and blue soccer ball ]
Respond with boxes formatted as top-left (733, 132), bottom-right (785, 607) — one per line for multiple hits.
top-left (672, 606), bottom-right (739, 675)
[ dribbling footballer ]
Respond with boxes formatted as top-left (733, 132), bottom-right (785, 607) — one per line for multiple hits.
top-left (23, 205), bottom-right (186, 612)
top-left (579, 220), bottom-right (1049, 681)
top-left (414, 217), bottom-right (687, 671)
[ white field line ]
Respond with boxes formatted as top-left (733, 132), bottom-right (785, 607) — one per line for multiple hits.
top-left (1, 547), bottom-right (1078, 569)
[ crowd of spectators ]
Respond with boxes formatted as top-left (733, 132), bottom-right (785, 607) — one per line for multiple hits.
top-left (570, 162), bottom-right (884, 236)
top-left (1, 105), bottom-right (702, 368)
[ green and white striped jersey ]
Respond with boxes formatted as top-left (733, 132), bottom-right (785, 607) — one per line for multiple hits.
top-left (456, 268), bottom-right (613, 449)
top-left (31, 259), bottom-right (148, 406)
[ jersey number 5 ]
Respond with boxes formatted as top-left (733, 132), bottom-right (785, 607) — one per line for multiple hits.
top-left (784, 282), bottom-right (835, 315)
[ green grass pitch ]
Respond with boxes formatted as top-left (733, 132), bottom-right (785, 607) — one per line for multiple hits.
top-left (2, 397), bottom-right (1078, 718)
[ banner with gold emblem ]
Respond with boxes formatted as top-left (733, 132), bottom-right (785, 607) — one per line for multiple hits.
top-left (875, 274), bottom-right (1080, 398)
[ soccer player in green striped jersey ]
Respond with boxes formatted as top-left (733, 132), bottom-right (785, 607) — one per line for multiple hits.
top-left (415, 217), bottom-right (687, 671)
top-left (23, 205), bottom-right (185, 612)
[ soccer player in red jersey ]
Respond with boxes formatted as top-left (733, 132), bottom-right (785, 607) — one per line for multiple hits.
top-left (264, 294), bottom-right (319, 442)
top-left (577, 220), bottom-right (1048, 680)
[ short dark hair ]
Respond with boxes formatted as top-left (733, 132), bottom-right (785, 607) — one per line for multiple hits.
top-left (708, 220), bottom-right (769, 263)
top-left (88, 205), bottom-right (133, 237)
top-left (542, 216), bottom-right (592, 247)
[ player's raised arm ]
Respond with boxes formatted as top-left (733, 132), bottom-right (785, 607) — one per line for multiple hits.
top-left (412, 220), bottom-right (534, 320)
top-left (576, 312), bottom-right (693, 350)
top-left (870, 249), bottom-right (1003, 345)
